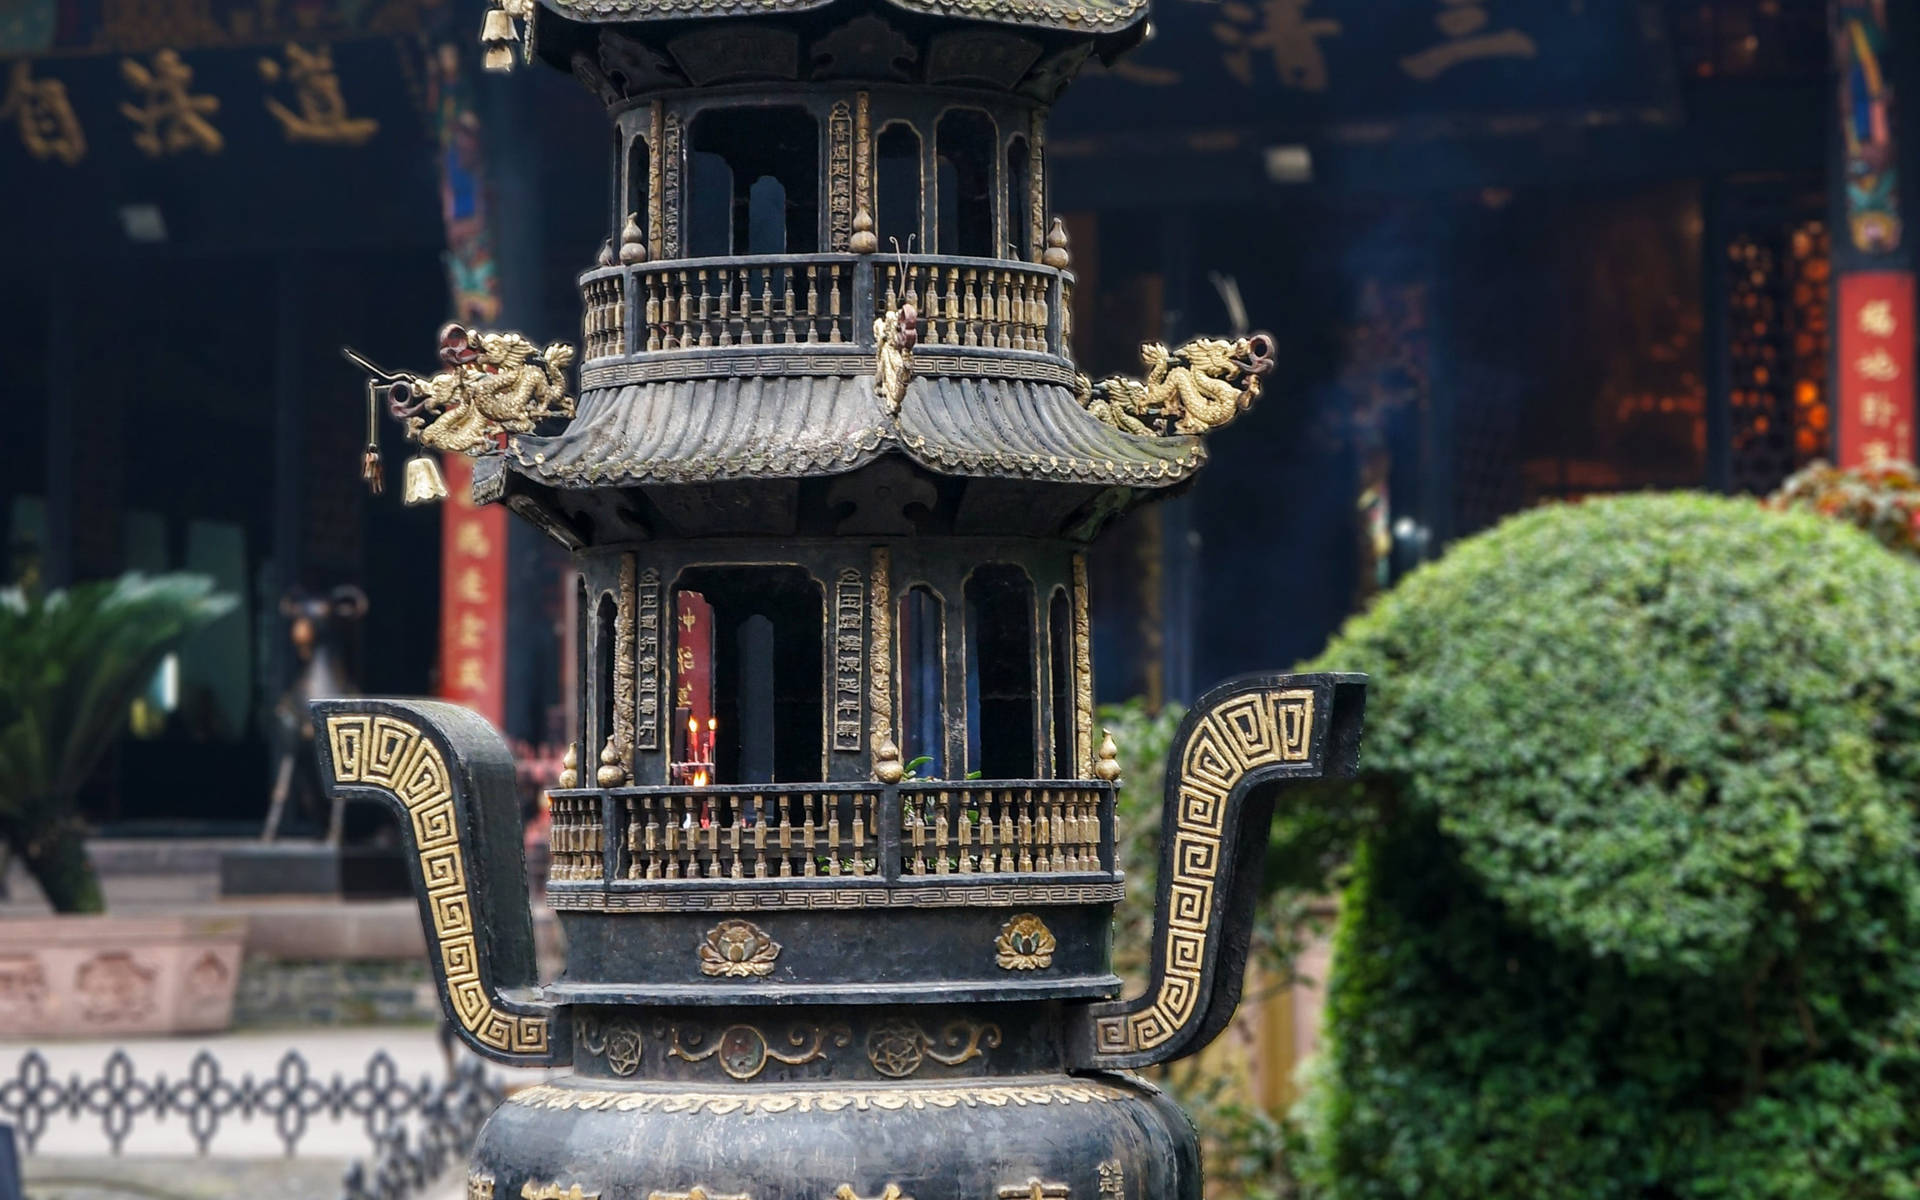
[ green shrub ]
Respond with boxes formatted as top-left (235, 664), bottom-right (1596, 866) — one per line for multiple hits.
top-left (0, 573), bottom-right (235, 912)
top-left (1289, 493), bottom-right (1920, 1198)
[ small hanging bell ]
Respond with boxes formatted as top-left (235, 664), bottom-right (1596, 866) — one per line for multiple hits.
top-left (403, 455), bottom-right (450, 505)
top-left (480, 6), bottom-right (519, 71)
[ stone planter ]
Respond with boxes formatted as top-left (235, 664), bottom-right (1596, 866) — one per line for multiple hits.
top-left (0, 914), bottom-right (247, 1038)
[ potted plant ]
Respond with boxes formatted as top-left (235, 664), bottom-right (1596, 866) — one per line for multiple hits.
top-left (0, 573), bottom-right (251, 1037)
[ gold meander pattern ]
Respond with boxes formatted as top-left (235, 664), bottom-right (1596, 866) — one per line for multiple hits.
top-left (325, 714), bottom-right (550, 1057)
top-left (1092, 689), bottom-right (1314, 1055)
top-left (508, 1080), bottom-right (1131, 1115)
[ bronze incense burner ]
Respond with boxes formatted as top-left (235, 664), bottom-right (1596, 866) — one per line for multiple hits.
top-left (320, 0), bottom-right (1363, 1194)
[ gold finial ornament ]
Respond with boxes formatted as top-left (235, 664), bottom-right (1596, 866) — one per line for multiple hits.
top-left (403, 454), bottom-right (450, 505)
top-left (1042, 216), bottom-right (1071, 269)
top-left (874, 736), bottom-right (904, 784)
top-left (850, 205), bottom-right (878, 255)
top-left (619, 213), bottom-right (648, 264)
top-left (558, 742), bottom-right (580, 789)
top-left (1093, 729), bottom-right (1122, 782)
top-left (597, 737), bottom-right (627, 787)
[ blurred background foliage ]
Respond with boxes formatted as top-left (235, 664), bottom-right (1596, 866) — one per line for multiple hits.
top-left (1116, 489), bottom-right (1920, 1197)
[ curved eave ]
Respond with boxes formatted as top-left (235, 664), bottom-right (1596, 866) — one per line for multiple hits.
top-left (503, 373), bottom-right (1204, 489)
top-left (536, 0), bottom-right (1147, 39)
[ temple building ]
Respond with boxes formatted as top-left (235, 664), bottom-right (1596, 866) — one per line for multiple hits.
top-left (0, 0), bottom-right (1908, 854)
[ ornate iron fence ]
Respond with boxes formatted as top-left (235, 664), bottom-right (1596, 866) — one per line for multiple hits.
top-left (0, 1042), bottom-right (502, 1200)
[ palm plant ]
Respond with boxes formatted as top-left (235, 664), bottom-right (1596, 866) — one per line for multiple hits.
top-left (0, 573), bottom-right (236, 912)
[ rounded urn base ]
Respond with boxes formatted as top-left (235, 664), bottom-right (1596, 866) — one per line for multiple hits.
top-left (469, 1071), bottom-right (1199, 1200)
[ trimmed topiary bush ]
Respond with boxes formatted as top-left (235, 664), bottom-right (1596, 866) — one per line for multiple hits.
top-left (1288, 493), bottom-right (1920, 1198)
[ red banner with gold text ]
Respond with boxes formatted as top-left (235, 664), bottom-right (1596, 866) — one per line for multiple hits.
top-left (1838, 271), bottom-right (1917, 468)
top-left (439, 454), bottom-right (508, 728)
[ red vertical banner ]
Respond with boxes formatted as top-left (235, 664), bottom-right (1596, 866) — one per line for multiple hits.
top-left (439, 454), bottom-right (509, 727)
top-left (1838, 271), bottom-right (1917, 467)
top-left (673, 592), bottom-right (714, 768)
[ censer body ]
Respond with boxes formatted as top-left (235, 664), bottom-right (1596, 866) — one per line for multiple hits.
top-left (319, 1), bottom-right (1364, 1194)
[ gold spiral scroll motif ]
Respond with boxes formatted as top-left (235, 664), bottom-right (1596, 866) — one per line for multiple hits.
top-left (1092, 688), bottom-right (1314, 1056)
top-left (324, 713), bottom-right (551, 1057)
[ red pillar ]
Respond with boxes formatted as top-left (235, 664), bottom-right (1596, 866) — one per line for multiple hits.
top-left (1832, 0), bottom-right (1916, 466)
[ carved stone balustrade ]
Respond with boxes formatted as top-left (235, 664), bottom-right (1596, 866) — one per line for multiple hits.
top-left (576, 253), bottom-right (1073, 391)
top-left (540, 779), bottom-right (1116, 908)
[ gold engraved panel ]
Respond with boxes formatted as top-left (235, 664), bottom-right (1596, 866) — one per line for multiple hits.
top-left (521, 1185), bottom-right (600, 1200)
top-left (647, 101), bottom-right (664, 251)
top-left (1071, 555), bottom-right (1092, 779)
top-left (835, 567), bottom-right (865, 751)
top-left (1091, 688), bottom-right (1314, 1055)
top-left (828, 100), bottom-right (853, 251)
top-left (637, 566), bottom-right (662, 750)
top-left (325, 714), bottom-right (549, 1057)
top-left (509, 1079), bottom-right (1129, 1115)
top-left (661, 110), bottom-right (682, 258)
top-left (609, 555), bottom-right (637, 782)
top-left (869, 548), bottom-right (893, 756)
top-left (649, 1189), bottom-right (751, 1200)
top-left (1028, 109), bottom-right (1046, 264)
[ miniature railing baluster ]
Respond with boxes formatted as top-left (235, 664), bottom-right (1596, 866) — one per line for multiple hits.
top-left (560, 780), bottom-right (1115, 883)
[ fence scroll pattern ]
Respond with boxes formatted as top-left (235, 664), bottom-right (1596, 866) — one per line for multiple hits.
top-left (0, 1045), bottom-right (502, 1200)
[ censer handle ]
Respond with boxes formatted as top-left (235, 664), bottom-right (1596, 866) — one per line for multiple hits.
top-left (1069, 672), bottom-right (1366, 1071)
top-left (312, 697), bottom-right (570, 1068)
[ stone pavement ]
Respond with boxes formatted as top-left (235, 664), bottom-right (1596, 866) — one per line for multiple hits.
top-left (4, 1027), bottom-right (555, 1200)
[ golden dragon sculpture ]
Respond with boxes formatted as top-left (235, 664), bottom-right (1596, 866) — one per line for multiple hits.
top-left (1076, 333), bottom-right (1275, 438)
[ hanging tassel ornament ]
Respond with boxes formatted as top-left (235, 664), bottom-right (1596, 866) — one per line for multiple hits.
top-left (480, 2), bottom-right (520, 72)
top-left (360, 382), bottom-right (384, 495)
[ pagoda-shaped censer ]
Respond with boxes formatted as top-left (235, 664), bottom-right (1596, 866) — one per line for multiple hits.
top-left (320, 0), bottom-right (1365, 1193)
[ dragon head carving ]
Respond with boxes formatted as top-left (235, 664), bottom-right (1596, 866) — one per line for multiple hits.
top-left (1080, 331), bottom-right (1277, 438)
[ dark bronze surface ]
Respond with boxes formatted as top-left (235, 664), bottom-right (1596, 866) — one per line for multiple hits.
top-left (316, 0), bottom-right (1366, 1190)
